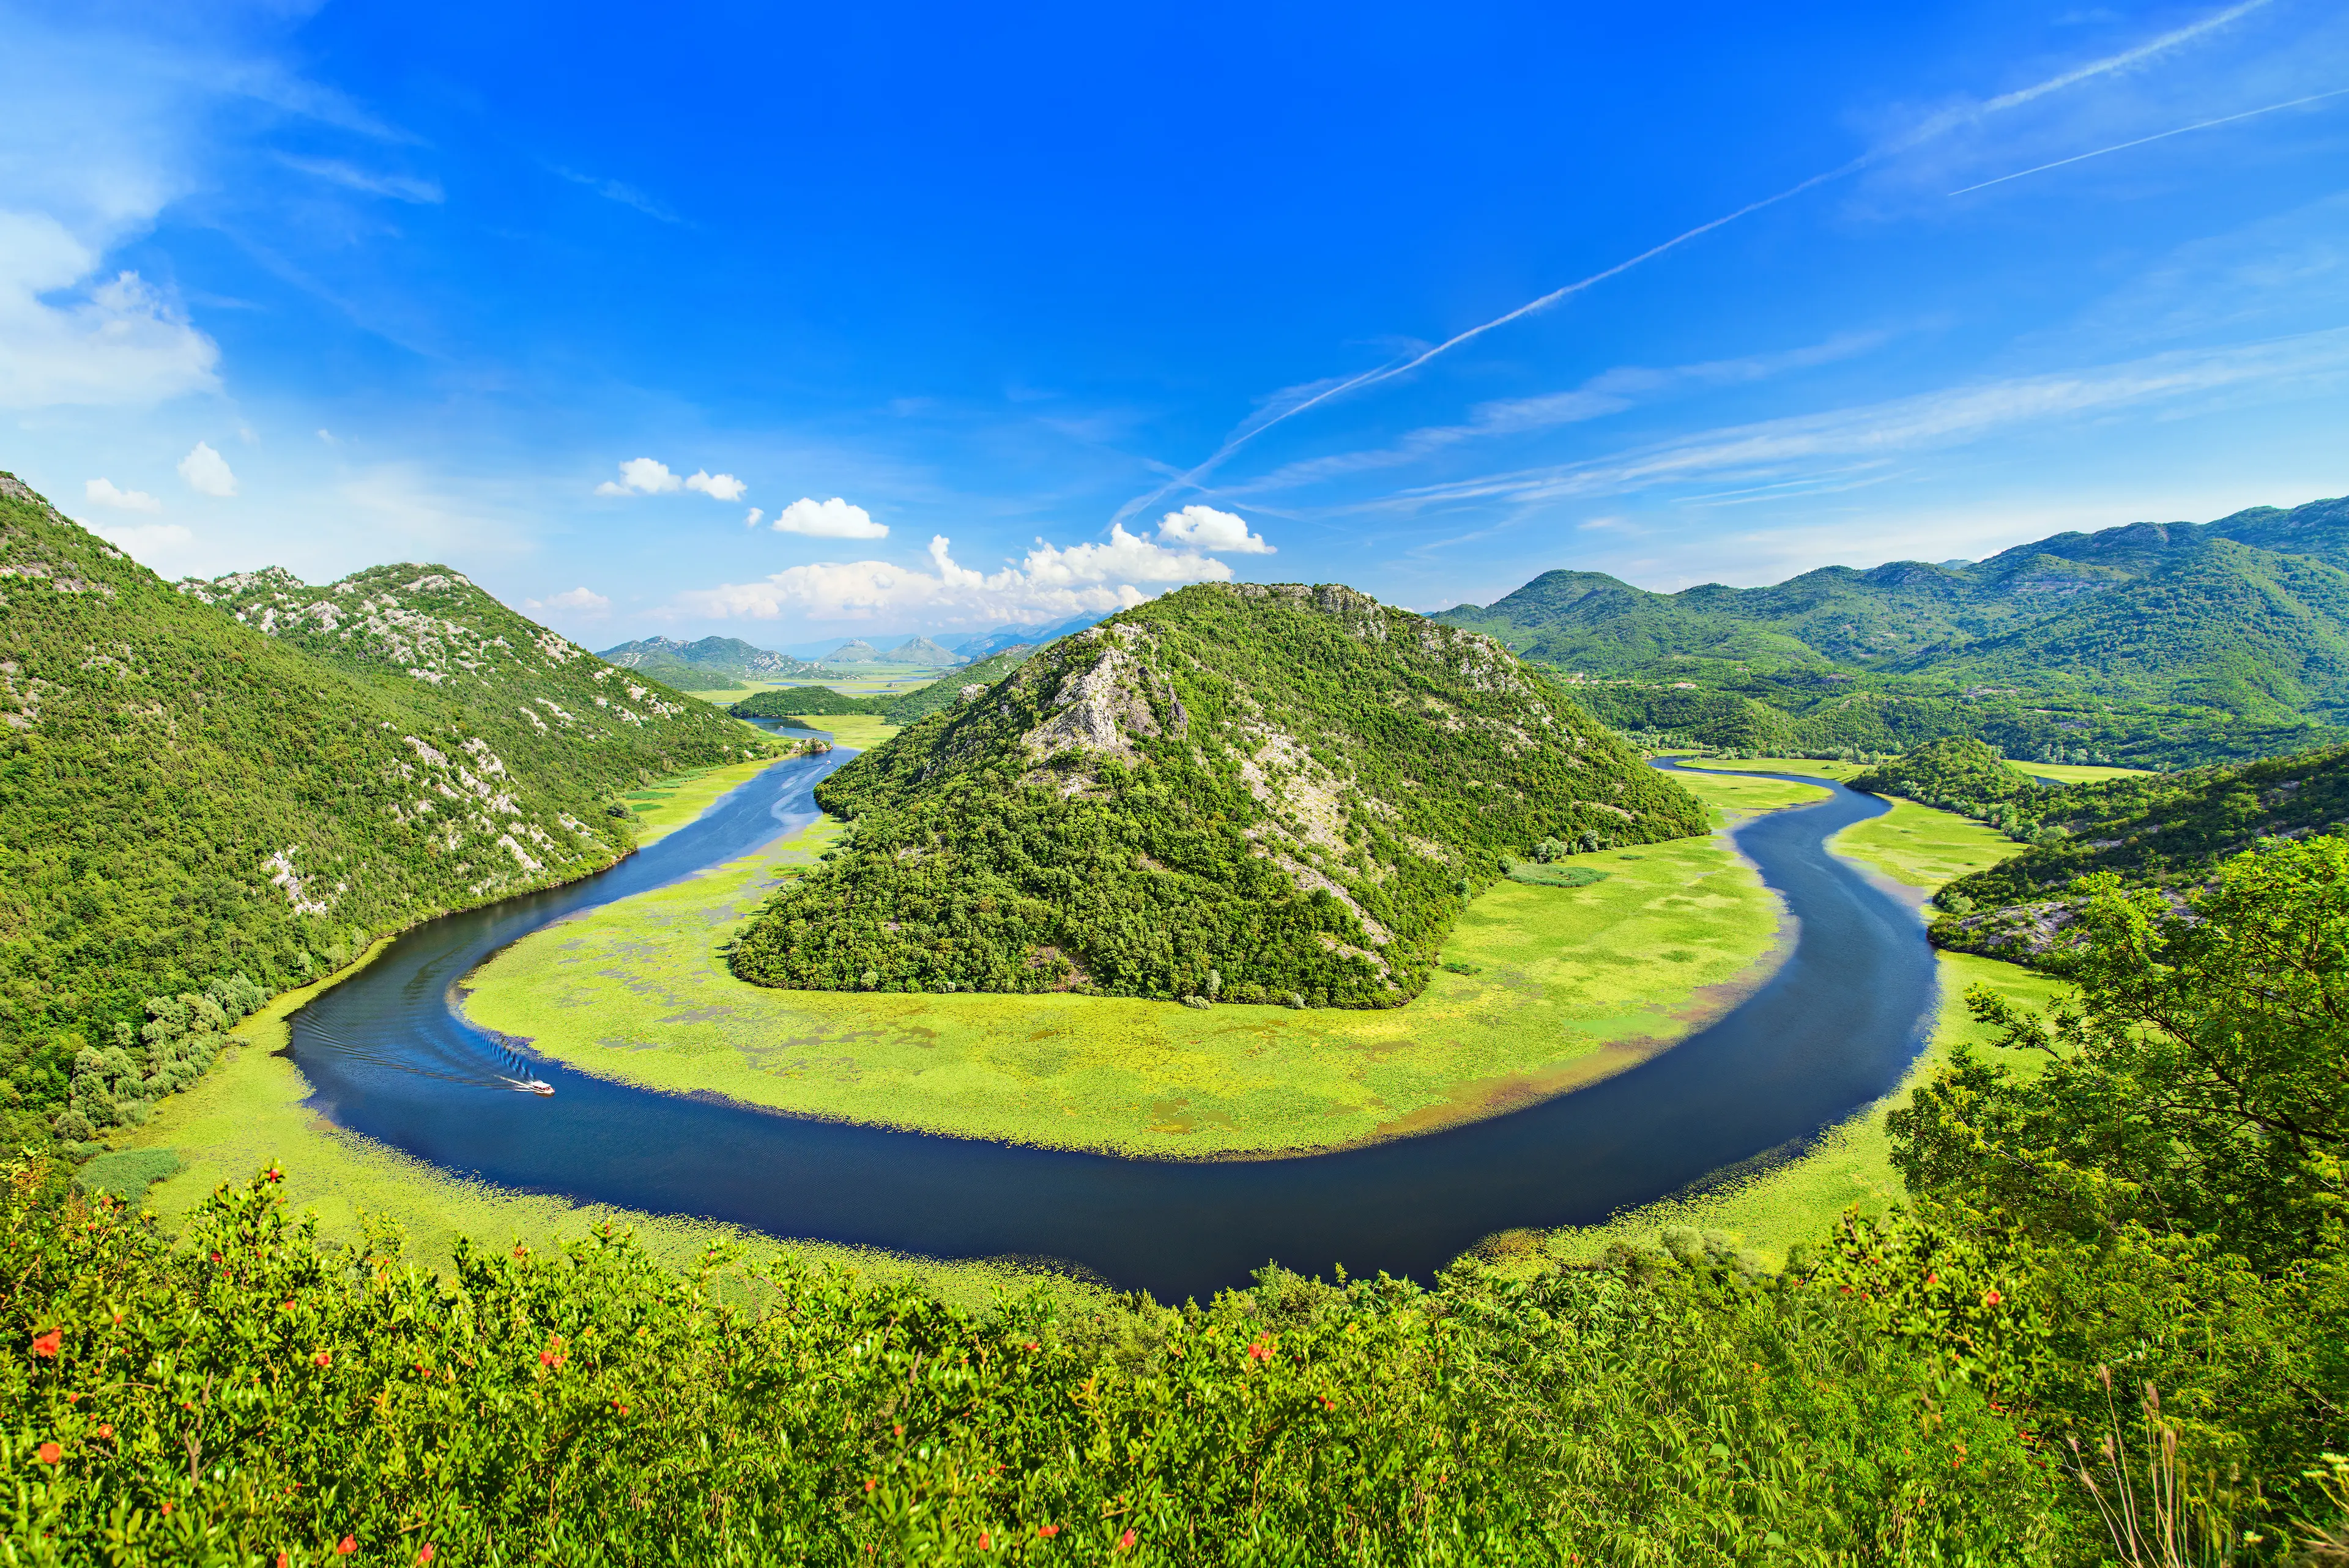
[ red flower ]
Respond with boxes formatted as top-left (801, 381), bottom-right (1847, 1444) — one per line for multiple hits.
top-left (1247, 1339), bottom-right (1273, 1362)
top-left (978, 1532), bottom-right (992, 1550)
top-left (95, 1425), bottom-right (112, 1441)
top-left (30, 1329), bottom-right (59, 1359)
top-left (1118, 1528), bottom-right (1137, 1551)
top-left (1982, 1289), bottom-right (2003, 1307)
top-left (417, 1547), bottom-right (436, 1564)
top-left (34, 1441), bottom-right (60, 1465)
top-left (1925, 1273), bottom-right (1939, 1286)
top-left (1037, 1524), bottom-right (1060, 1538)
top-left (313, 1350), bottom-right (333, 1367)
top-left (277, 1555), bottom-right (291, 1568)
top-left (337, 1536), bottom-right (357, 1555)
top-left (265, 1168), bottom-right (283, 1184)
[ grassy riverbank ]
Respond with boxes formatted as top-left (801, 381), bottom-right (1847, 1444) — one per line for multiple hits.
top-left (1534, 755), bottom-right (2064, 1266)
top-left (462, 769), bottom-right (1809, 1158)
top-left (97, 952), bottom-right (1086, 1312)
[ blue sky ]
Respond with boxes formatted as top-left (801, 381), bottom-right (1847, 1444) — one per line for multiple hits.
top-left (6, 0), bottom-right (2348, 645)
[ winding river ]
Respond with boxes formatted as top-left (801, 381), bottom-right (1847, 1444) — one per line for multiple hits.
top-left (287, 753), bottom-right (1935, 1303)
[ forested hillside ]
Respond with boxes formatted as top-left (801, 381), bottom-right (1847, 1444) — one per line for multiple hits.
top-left (729, 583), bottom-right (1703, 1006)
top-left (0, 473), bottom-right (763, 1148)
top-left (1926, 742), bottom-right (2349, 958)
top-left (1442, 495), bottom-right (2349, 765)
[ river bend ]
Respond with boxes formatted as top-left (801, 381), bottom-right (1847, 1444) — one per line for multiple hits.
top-left (286, 754), bottom-right (1934, 1302)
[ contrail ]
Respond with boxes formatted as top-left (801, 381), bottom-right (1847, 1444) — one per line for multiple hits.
top-left (1115, 0), bottom-right (2279, 523)
top-left (1951, 84), bottom-right (2349, 194)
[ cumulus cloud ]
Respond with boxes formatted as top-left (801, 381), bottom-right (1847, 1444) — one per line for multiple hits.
top-left (177, 441), bottom-right (236, 498)
top-left (0, 212), bottom-right (219, 409)
top-left (524, 586), bottom-right (612, 615)
top-left (84, 477), bottom-right (160, 511)
top-left (770, 497), bottom-right (888, 539)
top-left (596, 456), bottom-right (683, 495)
top-left (743, 508), bottom-right (764, 528)
top-left (684, 470), bottom-right (745, 501)
top-left (677, 527), bottom-right (1234, 624)
top-left (1154, 505), bottom-right (1274, 554)
top-left (595, 457), bottom-right (744, 500)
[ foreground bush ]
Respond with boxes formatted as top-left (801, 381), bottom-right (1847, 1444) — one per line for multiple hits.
top-left (2, 1163), bottom-right (2063, 1565)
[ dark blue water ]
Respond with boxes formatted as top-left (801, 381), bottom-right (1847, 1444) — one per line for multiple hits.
top-left (288, 755), bottom-right (1935, 1303)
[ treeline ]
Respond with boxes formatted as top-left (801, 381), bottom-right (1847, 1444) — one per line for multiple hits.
top-left (13, 833), bottom-right (2348, 1560)
top-left (728, 645), bottom-right (1041, 728)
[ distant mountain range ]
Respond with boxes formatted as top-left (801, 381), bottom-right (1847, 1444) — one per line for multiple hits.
top-left (595, 635), bottom-right (843, 688)
top-left (1439, 495), bottom-right (2349, 766)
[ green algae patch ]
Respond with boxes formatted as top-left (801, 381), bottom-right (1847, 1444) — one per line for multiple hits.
top-left (1830, 799), bottom-right (2022, 892)
top-left (107, 934), bottom-right (1088, 1314)
top-left (462, 769), bottom-right (1800, 1159)
top-left (631, 751), bottom-right (786, 843)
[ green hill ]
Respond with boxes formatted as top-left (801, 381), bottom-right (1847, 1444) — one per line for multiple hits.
top-left (1930, 742), bottom-right (2349, 959)
top-left (730, 686), bottom-right (891, 720)
top-left (727, 583), bottom-right (1704, 1007)
top-left (1440, 496), bottom-right (2349, 764)
top-left (1847, 736), bottom-right (2044, 813)
top-left (0, 473), bottom-right (765, 1147)
top-left (877, 643), bottom-right (1038, 724)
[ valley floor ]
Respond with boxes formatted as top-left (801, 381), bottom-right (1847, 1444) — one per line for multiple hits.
top-left (458, 767), bottom-right (1808, 1159)
top-left (102, 748), bottom-right (2065, 1296)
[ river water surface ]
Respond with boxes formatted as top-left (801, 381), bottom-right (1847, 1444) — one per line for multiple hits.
top-left (287, 754), bottom-right (1934, 1302)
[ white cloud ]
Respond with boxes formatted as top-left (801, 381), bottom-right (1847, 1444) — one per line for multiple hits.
top-left (684, 470), bottom-right (745, 501)
top-left (276, 154), bottom-right (443, 204)
top-left (596, 456), bottom-right (683, 495)
top-left (177, 441), bottom-right (237, 498)
top-left (743, 508), bottom-right (764, 528)
top-left (0, 211), bottom-right (219, 409)
top-left (90, 520), bottom-right (193, 559)
top-left (524, 586), bottom-right (612, 615)
top-left (1154, 505), bottom-right (1275, 554)
top-left (677, 527), bottom-right (1234, 624)
top-left (84, 477), bottom-right (160, 511)
top-left (316, 429), bottom-right (337, 445)
top-left (594, 459), bottom-right (744, 500)
top-left (770, 497), bottom-right (888, 539)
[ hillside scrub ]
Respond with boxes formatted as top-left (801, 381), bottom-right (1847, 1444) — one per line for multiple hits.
top-left (0, 474), bottom-right (766, 1147)
top-left (729, 583), bottom-right (1705, 1007)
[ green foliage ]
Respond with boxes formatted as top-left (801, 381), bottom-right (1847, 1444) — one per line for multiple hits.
top-left (731, 686), bottom-right (892, 719)
top-left (0, 474), bottom-right (765, 1136)
top-left (879, 644), bottom-right (1039, 725)
top-left (1932, 742), bottom-right (2349, 953)
top-left (1871, 833), bottom-right (2349, 1539)
top-left (0, 1164), bottom-right (2065, 1564)
top-left (730, 584), bottom-right (1706, 1007)
top-left (1849, 736), bottom-right (2043, 812)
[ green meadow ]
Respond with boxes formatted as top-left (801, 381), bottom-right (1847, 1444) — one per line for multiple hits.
top-left (626, 751), bottom-right (790, 842)
top-left (460, 769), bottom-right (1808, 1158)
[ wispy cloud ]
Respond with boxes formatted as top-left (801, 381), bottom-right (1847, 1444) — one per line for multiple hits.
top-left (1231, 333), bottom-right (1889, 495)
top-left (1950, 84), bottom-right (2349, 194)
top-left (84, 477), bottom-right (161, 511)
top-left (552, 166), bottom-right (681, 223)
top-left (1115, 0), bottom-right (2282, 522)
top-left (277, 154), bottom-right (443, 204)
top-left (1360, 327), bottom-right (2349, 515)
